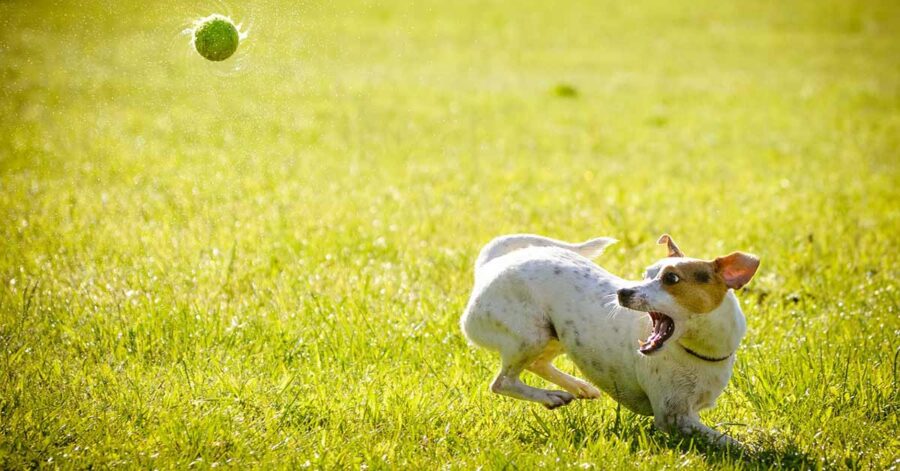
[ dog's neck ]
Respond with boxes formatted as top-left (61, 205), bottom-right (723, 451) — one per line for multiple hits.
top-left (677, 292), bottom-right (746, 360)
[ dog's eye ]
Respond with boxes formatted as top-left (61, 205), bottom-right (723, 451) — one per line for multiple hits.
top-left (663, 272), bottom-right (680, 284)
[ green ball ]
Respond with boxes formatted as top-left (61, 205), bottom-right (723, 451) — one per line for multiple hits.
top-left (193, 15), bottom-right (239, 62)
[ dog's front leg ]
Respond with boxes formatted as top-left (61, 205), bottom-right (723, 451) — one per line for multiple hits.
top-left (654, 412), bottom-right (742, 448)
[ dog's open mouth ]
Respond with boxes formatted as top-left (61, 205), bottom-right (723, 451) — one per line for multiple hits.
top-left (639, 311), bottom-right (674, 354)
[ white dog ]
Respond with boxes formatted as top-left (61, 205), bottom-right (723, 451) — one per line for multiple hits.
top-left (460, 234), bottom-right (759, 446)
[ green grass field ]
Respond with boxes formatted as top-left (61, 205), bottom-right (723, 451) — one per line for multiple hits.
top-left (2, 0), bottom-right (899, 468)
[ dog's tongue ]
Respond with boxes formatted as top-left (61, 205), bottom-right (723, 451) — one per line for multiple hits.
top-left (639, 311), bottom-right (674, 354)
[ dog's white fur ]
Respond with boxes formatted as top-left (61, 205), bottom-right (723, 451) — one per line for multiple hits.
top-left (461, 234), bottom-right (751, 446)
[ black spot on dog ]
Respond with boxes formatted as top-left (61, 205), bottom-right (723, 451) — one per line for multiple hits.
top-left (695, 271), bottom-right (711, 283)
top-left (553, 267), bottom-right (562, 275)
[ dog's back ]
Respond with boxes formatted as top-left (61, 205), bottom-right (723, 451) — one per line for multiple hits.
top-left (473, 234), bottom-right (616, 272)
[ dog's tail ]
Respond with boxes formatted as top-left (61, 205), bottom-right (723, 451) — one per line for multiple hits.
top-left (474, 234), bottom-right (617, 270)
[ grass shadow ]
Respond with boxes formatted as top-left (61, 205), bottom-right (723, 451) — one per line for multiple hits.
top-left (638, 428), bottom-right (820, 469)
top-left (534, 407), bottom-right (821, 469)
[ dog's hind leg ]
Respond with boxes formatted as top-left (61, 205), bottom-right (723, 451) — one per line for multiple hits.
top-left (491, 347), bottom-right (575, 410)
top-left (527, 343), bottom-right (602, 399)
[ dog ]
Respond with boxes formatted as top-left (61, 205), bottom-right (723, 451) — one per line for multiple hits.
top-left (460, 234), bottom-right (759, 446)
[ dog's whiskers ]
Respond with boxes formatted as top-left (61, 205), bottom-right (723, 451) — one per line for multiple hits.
top-left (600, 293), bottom-right (626, 319)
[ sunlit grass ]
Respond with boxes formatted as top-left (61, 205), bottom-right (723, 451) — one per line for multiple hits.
top-left (1, 0), bottom-right (898, 468)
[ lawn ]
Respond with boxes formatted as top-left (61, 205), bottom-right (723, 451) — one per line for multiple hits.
top-left (1, 0), bottom-right (898, 468)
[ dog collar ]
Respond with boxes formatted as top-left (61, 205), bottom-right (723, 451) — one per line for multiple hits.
top-left (680, 343), bottom-right (733, 362)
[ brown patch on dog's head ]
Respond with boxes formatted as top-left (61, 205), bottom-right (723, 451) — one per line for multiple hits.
top-left (660, 260), bottom-right (727, 313)
top-left (657, 234), bottom-right (684, 258)
top-left (660, 252), bottom-right (760, 313)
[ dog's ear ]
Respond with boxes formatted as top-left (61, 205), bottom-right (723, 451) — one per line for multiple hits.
top-left (715, 252), bottom-right (760, 289)
top-left (657, 234), bottom-right (684, 257)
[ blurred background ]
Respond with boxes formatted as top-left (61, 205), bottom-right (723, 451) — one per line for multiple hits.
top-left (1, 0), bottom-right (898, 468)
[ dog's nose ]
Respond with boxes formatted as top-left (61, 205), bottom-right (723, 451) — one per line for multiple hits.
top-left (617, 288), bottom-right (635, 305)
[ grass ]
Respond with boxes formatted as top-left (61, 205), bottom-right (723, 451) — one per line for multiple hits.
top-left (1, 0), bottom-right (898, 468)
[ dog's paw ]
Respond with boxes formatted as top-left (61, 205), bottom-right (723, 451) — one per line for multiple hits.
top-left (542, 391), bottom-right (575, 409)
top-left (571, 381), bottom-right (602, 399)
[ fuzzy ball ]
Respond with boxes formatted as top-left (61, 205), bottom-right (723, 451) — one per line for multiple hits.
top-left (193, 15), bottom-right (239, 62)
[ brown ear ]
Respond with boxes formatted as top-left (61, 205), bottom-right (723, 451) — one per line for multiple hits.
top-left (715, 252), bottom-right (760, 289)
top-left (657, 234), bottom-right (684, 257)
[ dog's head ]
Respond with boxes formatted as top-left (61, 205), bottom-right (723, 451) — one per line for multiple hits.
top-left (617, 234), bottom-right (760, 354)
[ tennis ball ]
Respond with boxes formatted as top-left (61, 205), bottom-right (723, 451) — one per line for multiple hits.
top-left (193, 15), bottom-right (240, 62)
